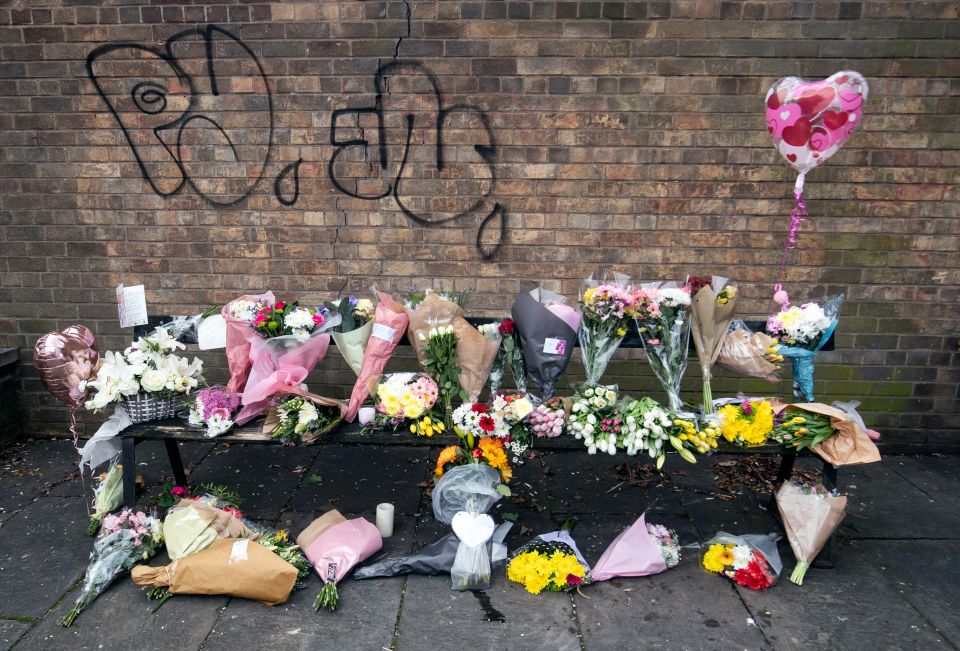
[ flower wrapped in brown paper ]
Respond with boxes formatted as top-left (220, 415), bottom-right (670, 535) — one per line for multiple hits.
top-left (453, 319), bottom-right (499, 402)
top-left (781, 402), bottom-right (881, 467)
top-left (406, 292), bottom-right (463, 362)
top-left (717, 323), bottom-right (781, 382)
top-left (690, 278), bottom-right (738, 415)
top-left (131, 538), bottom-right (297, 606)
top-left (261, 389), bottom-right (346, 445)
top-left (776, 481), bottom-right (847, 585)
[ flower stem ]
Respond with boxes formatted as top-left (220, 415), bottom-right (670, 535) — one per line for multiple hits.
top-left (790, 561), bottom-right (809, 585)
top-left (702, 379), bottom-right (713, 416)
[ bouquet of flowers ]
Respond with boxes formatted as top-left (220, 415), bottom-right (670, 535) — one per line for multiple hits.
top-left (252, 300), bottom-right (326, 340)
top-left (633, 282), bottom-right (692, 411)
top-left (162, 492), bottom-right (255, 561)
top-left (701, 532), bottom-right (782, 591)
top-left (511, 288), bottom-right (581, 400)
top-left (492, 393), bottom-right (536, 462)
top-left (188, 386), bottom-right (241, 438)
top-left (87, 462), bottom-right (123, 535)
top-left (568, 385), bottom-right (623, 455)
top-left (766, 291), bottom-right (844, 401)
top-left (434, 429), bottom-right (513, 487)
top-left (304, 517), bottom-right (383, 612)
top-left (507, 531), bottom-right (589, 594)
top-left (345, 290), bottom-right (409, 421)
top-left (688, 275), bottom-right (738, 415)
top-left (619, 396), bottom-right (672, 464)
top-left (221, 291), bottom-right (274, 392)
top-left (590, 513), bottom-right (680, 581)
top-left (776, 481), bottom-right (847, 585)
top-left (578, 273), bottom-right (636, 386)
top-left (325, 296), bottom-right (376, 376)
top-left (235, 299), bottom-right (341, 424)
top-left (265, 394), bottom-right (343, 445)
top-left (133, 537), bottom-right (298, 606)
top-left (480, 319), bottom-right (527, 397)
top-left (420, 324), bottom-right (468, 429)
top-left (770, 402), bottom-right (882, 467)
top-left (717, 320), bottom-right (783, 382)
top-left (83, 327), bottom-right (203, 412)
top-left (453, 402), bottom-right (510, 440)
top-left (432, 432), bottom-right (510, 525)
top-left (717, 398), bottom-right (775, 447)
top-left (618, 397), bottom-right (720, 466)
top-left (528, 399), bottom-right (567, 438)
top-left (370, 372), bottom-right (440, 437)
top-left (60, 508), bottom-right (164, 626)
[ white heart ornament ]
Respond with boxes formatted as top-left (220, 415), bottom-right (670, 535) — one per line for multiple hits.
top-left (451, 511), bottom-right (496, 548)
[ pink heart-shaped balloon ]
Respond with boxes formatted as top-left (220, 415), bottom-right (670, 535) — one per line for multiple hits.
top-left (33, 325), bottom-right (100, 408)
top-left (765, 71), bottom-right (868, 175)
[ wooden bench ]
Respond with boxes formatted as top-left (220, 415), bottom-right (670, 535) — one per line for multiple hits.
top-left (124, 314), bottom-right (839, 562)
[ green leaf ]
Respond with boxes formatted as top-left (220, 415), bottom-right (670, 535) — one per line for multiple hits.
top-left (308, 474), bottom-right (322, 485)
top-left (495, 483), bottom-right (512, 497)
top-left (500, 511), bottom-right (518, 522)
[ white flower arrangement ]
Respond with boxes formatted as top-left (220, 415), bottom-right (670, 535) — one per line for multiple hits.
top-left (657, 287), bottom-right (692, 308)
top-left (84, 328), bottom-right (203, 411)
top-left (766, 302), bottom-right (832, 347)
top-left (452, 402), bottom-right (510, 439)
top-left (568, 385), bottom-right (621, 455)
top-left (283, 306), bottom-right (318, 340)
top-left (620, 398), bottom-right (673, 458)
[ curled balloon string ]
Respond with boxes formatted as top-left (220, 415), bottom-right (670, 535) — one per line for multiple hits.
top-left (774, 173), bottom-right (807, 311)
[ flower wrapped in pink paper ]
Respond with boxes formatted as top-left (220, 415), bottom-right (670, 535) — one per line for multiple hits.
top-left (590, 513), bottom-right (680, 582)
top-left (303, 516), bottom-right (383, 612)
top-left (345, 290), bottom-right (409, 421)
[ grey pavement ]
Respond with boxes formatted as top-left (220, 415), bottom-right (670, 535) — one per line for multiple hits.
top-left (1, 438), bottom-right (958, 651)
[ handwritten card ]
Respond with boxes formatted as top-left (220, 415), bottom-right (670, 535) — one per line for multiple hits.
top-left (116, 284), bottom-right (148, 328)
top-left (198, 314), bottom-right (227, 350)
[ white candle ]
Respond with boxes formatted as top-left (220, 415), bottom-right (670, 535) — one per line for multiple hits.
top-left (375, 503), bottom-right (394, 538)
top-left (358, 407), bottom-right (376, 426)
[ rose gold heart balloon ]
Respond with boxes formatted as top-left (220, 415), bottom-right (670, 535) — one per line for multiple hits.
top-left (33, 325), bottom-right (100, 408)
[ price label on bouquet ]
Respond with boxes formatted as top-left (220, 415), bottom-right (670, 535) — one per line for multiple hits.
top-left (371, 323), bottom-right (396, 342)
top-left (543, 337), bottom-right (567, 356)
top-left (229, 539), bottom-right (249, 564)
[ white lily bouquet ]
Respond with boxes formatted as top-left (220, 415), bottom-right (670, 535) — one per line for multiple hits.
top-left (84, 327), bottom-right (203, 423)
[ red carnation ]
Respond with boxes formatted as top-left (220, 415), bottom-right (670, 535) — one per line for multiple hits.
top-left (313, 313), bottom-right (325, 324)
top-left (472, 448), bottom-right (483, 459)
top-left (274, 301), bottom-right (286, 311)
top-left (478, 415), bottom-right (495, 432)
top-left (566, 574), bottom-right (583, 586)
top-left (471, 403), bottom-right (488, 414)
top-left (498, 319), bottom-right (515, 335)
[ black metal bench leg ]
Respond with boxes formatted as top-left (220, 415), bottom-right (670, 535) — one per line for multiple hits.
top-left (768, 452), bottom-right (797, 510)
top-left (813, 459), bottom-right (840, 569)
top-left (164, 438), bottom-right (188, 487)
top-left (122, 437), bottom-right (137, 508)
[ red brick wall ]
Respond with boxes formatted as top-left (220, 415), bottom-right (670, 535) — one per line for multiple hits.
top-left (1, 1), bottom-right (958, 448)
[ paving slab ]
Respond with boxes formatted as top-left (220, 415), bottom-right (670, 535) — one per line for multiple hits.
top-left (186, 443), bottom-right (321, 519)
top-left (0, 439), bottom-right (81, 521)
top-left (288, 444), bottom-right (431, 516)
top-left (19, 580), bottom-right (225, 651)
top-left (0, 619), bottom-right (30, 650)
top-left (838, 461), bottom-right (960, 539)
top-left (204, 567), bottom-right (402, 650)
top-left (578, 558), bottom-right (769, 650)
top-left (884, 455), bottom-right (960, 505)
top-left (397, 573), bottom-right (582, 650)
top-left (0, 496), bottom-right (90, 620)
top-left (862, 540), bottom-right (960, 646)
top-left (736, 539), bottom-right (950, 649)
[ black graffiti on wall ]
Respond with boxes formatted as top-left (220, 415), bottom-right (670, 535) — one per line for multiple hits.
top-left (86, 24), bottom-right (506, 259)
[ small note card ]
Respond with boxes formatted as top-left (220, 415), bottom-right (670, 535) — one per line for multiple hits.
top-left (116, 284), bottom-right (149, 328)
